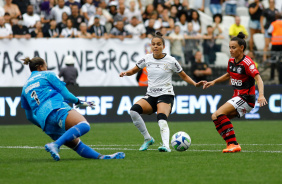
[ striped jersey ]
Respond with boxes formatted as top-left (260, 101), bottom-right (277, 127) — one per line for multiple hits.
top-left (227, 55), bottom-right (259, 107)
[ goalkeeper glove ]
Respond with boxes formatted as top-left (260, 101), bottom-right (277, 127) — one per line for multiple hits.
top-left (75, 99), bottom-right (95, 109)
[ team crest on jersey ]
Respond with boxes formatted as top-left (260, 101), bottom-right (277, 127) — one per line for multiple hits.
top-left (237, 67), bottom-right (242, 74)
top-left (163, 63), bottom-right (169, 71)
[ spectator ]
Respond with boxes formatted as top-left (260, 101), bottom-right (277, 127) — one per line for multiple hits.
top-left (191, 51), bottom-right (212, 82)
top-left (145, 18), bottom-right (156, 38)
top-left (267, 12), bottom-right (282, 83)
top-left (212, 13), bottom-right (224, 51)
top-left (153, 0), bottom-right (171, 9)
top-left (108, 1), bottom-right (122, 24)
top-left (144, 11), bottom-right (161, 30)
top-left (57, 12), bottom-right (68, 34)
top-left (260, 0), bottom-right (279, 61)
top-left (159, 6), bottom-right (174, 31)
top-left (4, 12), bottom-right (11, 25)
top-left (40, 0), bottom-right (55, 24)
top-left (190, 10), bottom-right (201, 33)
top-left (225, 0), bottom-right (237, 17)
top-left (87, 7), bottom-right (107, 28)
top-left (175, 12), bottom-right (188, 34)
top-left (169, 5), bottom-right (179, 24)
top-left (183, 22), bottom-right (201, 65)
top-left (124, 0), bottom-right (142, 23)
top-left (81, 0), bottom-right (96, 24)
top-left (117, 3), bottom-right (128, 24)
top-left (109, 20), bottom-right (132, 40)
top-left (43, 19), bottom-right (60, 38)
top-left (12, 0), bottom-right (30, 15)
top-left (168, 25), bottom-right (185, 64)
top-left (142, 4), bottom-right (154, 22)
top-left (4, 0), bottom-right (21, 19)
top-left (88, 15), bottom-right (108, 39)
top-left (249, 0), bottom-right (264, 51)
top-left (30, 20), bottom-right (43, 38)
top-left (124, 16), bottom-right (146, 39)
top-left (59, 55), bottom-right (79, 86)
top-left (0, 16), bottom-right (13, 39)
top-left (22, 5), bottom-right (40, 32)
top-left (93, 0), bottom-right (101, 8)
top-left (210, 0), bottom-right (222, 15)
top-left (65, 0), bottom-right (81, 9)
top-left (60, 18), bottom-right (78, 38)
top-left (50, 0), bottom-right (71, 23)
top-left (77, 22), bottom-right (92, 38)
top-left (202, 25), bottom-right (217, 64)
top-left (229, 16), bottom-right (248, 38)
top-left (172, 0), bottom-right (184, 12)
top-left (69, 5), bottom-right (85, 29)
top-left (12, 17), bottom-right (31, 39)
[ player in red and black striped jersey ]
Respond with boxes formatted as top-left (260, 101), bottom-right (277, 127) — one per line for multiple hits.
top-left (203, 32), bottom-right (268, 153)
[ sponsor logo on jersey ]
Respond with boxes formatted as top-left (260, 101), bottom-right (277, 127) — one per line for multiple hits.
top-left (230, 78), bottom-right (242, 86)
top-left (150, 88), bottom-right (163, 93)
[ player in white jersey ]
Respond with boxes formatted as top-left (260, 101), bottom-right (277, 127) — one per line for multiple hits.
top-left (120, 32), bottom-right (205, 152)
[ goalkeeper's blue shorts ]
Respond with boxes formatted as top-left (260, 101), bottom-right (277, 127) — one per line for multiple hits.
top-left (44, 102), bottom-right (72, 140)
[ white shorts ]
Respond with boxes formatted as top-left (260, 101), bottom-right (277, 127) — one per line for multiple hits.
top-left (227, 96), bottom-right (253, 118)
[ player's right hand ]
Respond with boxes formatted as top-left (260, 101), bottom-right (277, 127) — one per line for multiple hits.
top-left (119, 72), bottom-right (127, 77)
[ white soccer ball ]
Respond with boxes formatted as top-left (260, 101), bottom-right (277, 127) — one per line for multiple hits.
top-left (171, 131), bottom-right (191, 151)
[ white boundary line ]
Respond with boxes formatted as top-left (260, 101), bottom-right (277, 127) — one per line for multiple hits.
top-left (0, 145), bottom-right (281, 153)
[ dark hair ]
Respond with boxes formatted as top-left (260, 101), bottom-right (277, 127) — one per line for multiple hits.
top-left (152, 31), bottom-right (165, 46)
top-left (22, 57), bottom-right (45, 71)
top-left (213, 13), bottom-right (222, 23)
top-left (231, 32), bottom-right (247, 51)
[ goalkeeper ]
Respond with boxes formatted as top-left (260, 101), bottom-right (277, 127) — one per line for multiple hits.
top-left (21, 56), bottom-right (125, 161)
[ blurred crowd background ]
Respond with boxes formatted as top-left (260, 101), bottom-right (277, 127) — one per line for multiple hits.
top-left (0, 0), bottom-right (281, 85)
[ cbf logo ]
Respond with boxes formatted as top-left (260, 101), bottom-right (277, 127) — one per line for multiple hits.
top-left (144, 43), bottom-right (152, 54)
top-left (245, 90), bottom-right (260, 119)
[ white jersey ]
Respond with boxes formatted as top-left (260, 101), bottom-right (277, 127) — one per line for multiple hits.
top-left (137, 54), bottom-right (183, 97)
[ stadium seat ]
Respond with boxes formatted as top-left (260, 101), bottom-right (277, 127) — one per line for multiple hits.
top-left (215, 52), bottom-right (229, 67)
top-left (236, 7), bottom-right (249, 16)
top-left (222, 16), bottom-right (235, 32)
top-left (253, 33), bottom-right (265, 51)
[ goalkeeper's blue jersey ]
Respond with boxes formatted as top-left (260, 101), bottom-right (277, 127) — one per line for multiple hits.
top-left (21, 71), bottom-right (68, 130)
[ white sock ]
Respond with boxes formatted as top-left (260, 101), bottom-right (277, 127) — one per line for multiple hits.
top-left (158, 120), bottom-right (170, 148)
top-left (130, 110), bottom-right (151, 140)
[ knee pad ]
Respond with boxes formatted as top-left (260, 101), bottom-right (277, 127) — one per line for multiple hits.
top-left (157, 113), bottom-right (167, 121)
top-left (130, 104), bottom-right (143, 114)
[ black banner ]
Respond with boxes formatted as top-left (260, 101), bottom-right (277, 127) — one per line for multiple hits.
top-left (0, 86), bottom-right (281, 125)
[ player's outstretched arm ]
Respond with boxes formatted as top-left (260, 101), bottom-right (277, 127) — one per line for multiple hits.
top-left (203, 73), bottom-right (230, 89)
top-left (254, 74), bottom-right (268, 107)
top-left (178, 71), bottom-right (199, 87)
top-left (119, 65), bottom-right (141, 77)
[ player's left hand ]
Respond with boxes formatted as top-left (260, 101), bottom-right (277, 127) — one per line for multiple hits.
top-left (75, 100), bottom-right (95, 109)
top-left (195, 80), bottom-right (207, 87)
top-left (257, 95), bottom-right (268, 107)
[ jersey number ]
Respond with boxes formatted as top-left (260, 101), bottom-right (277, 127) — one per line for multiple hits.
top-left (31, 91), bottom-right (40, 105)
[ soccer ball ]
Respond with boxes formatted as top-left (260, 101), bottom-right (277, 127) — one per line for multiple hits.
top-left (171, 131), bottom-right (191, 151)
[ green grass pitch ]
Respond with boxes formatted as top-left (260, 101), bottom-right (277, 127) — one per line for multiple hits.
top-left (0, 120), bottom-right (281, 184)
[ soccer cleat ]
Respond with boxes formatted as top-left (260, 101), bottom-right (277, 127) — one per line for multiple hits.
top-left (222, 144), bottom-right (241, 153)
top-left (45, 142), bottom-right (60, 161)
top-left (139, 137), bottom-right (155, 151)
top-left (99, 152), bottom-right (125, 159)
top-left (158, 145), bottom-right (171, 152)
